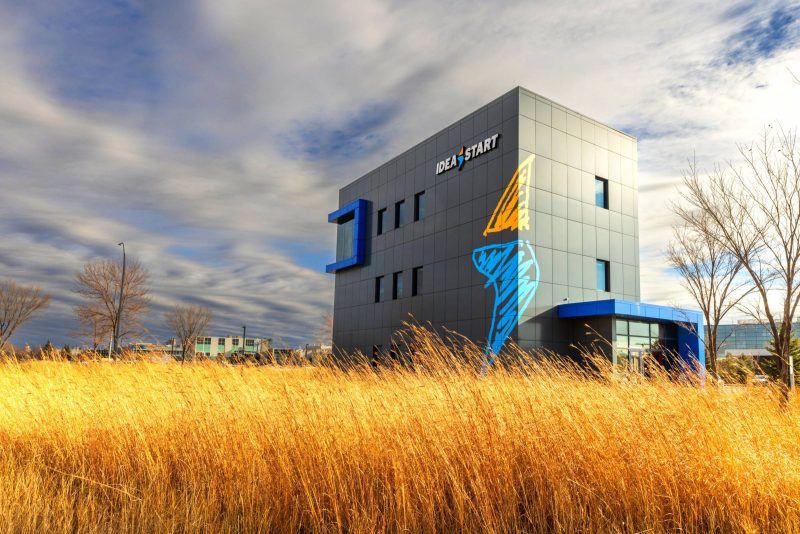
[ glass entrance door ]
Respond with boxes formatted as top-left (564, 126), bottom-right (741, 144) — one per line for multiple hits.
top-left (615, 318), bottom-right (678, 375)
top-left (625, 348), bottom-right (646, 374)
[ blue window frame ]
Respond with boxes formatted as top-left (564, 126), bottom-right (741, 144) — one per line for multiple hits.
top-left (326, 199), bottom-right (368, 273)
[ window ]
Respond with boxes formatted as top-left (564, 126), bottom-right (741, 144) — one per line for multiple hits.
top-left (392, 271), bottom-right (403, 300)
top-left (595, 177), bottom-right (608, 209)
top-left (395, 200), bottom-right (405, 228)
top-left (245, 339), bottom-right (255, 347)
top-left (326, 198), bottom-right (368, 274)
top-left (412, 266), bottom-right (423, 296)
top-left (335, 212), bottom-right (354, 261)
top-left (377, 208), bottom-right (387, 235)
top-left (615, 319), bottom-right (628, 334)
top-left (414, 191), bottom-right (426, 221)
top-left (232, 338), bottom-right (240, 347)
top-left (615, 319), bottom-right (677, 356)
top-left (629, 321), bottom-right (650, 337)
top-left (596, 259), bottom-right (610, 291)
top-left (375, 276), bottom-right (385, 303)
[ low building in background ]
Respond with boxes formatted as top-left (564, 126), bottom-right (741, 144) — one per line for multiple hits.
top-left (128, 342), bottom-right (180, 357)
top-left (191, 336), bottom-right (273, 358)
top-left (128, 336), bottom-right (274, 359)
top-left (717, 321), bottom-right (800, 358)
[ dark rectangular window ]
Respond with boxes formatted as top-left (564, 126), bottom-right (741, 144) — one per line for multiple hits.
top-left (414, 191), bottom-right (426, 221)
top-left (377, 208), bottom-right (387, 235)
top-left (595, 177), bottom-right (609, 209)
top-left (412, 266), bottom-right (423, 296)
top-left (395, 200), bottom-right (405, 228)
top-left (596, 259), bottom-right (610, 291)
top-left (392, 271), bottom-right (403, 299)
top-left (375, 276), bottom-right (385, 303)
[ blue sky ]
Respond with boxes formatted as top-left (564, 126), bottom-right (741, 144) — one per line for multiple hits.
top-left (1, 0), bottom-right (799, 347)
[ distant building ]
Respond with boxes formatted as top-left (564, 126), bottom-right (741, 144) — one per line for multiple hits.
top-left (717, 322), bottom-right (800, 357)
top-left (128, 342), bottom-right (180, 357)
top-left (192, 336), bottom-right (273, 358)
top-left (128, 336), bottom-right (273, 359)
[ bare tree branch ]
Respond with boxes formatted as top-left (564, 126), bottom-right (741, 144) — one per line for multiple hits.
top-left (0, 280), bottom-right (50, 348)
top-left (74, 258), bottom-right (150, 350)
top-left (673, 127), bottom-right (800, 399)
top-left (165, 304), bottom-right (213, 362)
top-left (666, 212), bottom-right (752, 378)
top-left (73, 302), bottom-right (112, 350)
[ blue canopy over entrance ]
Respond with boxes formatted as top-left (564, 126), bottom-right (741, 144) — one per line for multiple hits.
top-left (557, 299), bottom-right (705, 375)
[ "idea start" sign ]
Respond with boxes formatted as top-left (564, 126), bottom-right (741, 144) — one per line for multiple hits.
top-left (435, 133), bottom-right (500, 175)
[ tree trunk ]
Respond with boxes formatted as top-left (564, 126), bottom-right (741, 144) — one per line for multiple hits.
top-left (775, 332), bottom-right (791, 405)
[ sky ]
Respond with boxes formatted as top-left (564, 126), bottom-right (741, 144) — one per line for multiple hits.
top-left (1, 0), bottom-right (799, 347)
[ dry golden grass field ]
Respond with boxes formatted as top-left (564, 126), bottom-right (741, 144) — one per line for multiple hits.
top-left (1, 328), bottom-right (799, 533)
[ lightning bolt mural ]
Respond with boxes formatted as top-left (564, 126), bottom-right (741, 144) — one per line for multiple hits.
top-left (473, 240), bottom-right (539, 364)
top-left (472, 154), bottom-right (539, 364)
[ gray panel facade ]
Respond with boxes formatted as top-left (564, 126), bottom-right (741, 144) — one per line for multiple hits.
top-left (330, 87), bottom-right (639, 357)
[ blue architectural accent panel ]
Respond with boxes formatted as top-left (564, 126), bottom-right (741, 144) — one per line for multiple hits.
top-left (472, 240), bottom-right (539, 363)
top-left (557, 298), bottom-right (705, 375)
top-left (326, 199), bottom-right (368, 273)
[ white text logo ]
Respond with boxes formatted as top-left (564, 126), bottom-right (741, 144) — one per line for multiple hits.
top-left (435, 133), bottom-right (500, 175)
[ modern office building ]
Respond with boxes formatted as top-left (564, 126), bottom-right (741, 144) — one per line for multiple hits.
top-left (326, 86), bottom-right (704, 372)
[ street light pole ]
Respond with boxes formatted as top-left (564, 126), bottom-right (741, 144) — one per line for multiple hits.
top-left (242, 325), bottom-right (246, 357)
top-left (114, 242), bottom-right (126, 355)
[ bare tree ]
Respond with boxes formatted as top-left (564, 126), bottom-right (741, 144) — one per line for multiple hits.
top-left (73, 302), bottom-right (111, 350)
top-left (165, 304), bottom-right (213, 362)
top-left (0, 280), bottom-right (50, 348)
top-left (667, 203), bottom-right (751, 379)
top-left (74, 258), bottom-right (150, 351)
top-left (674, 127), bottom-right (800, 398)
